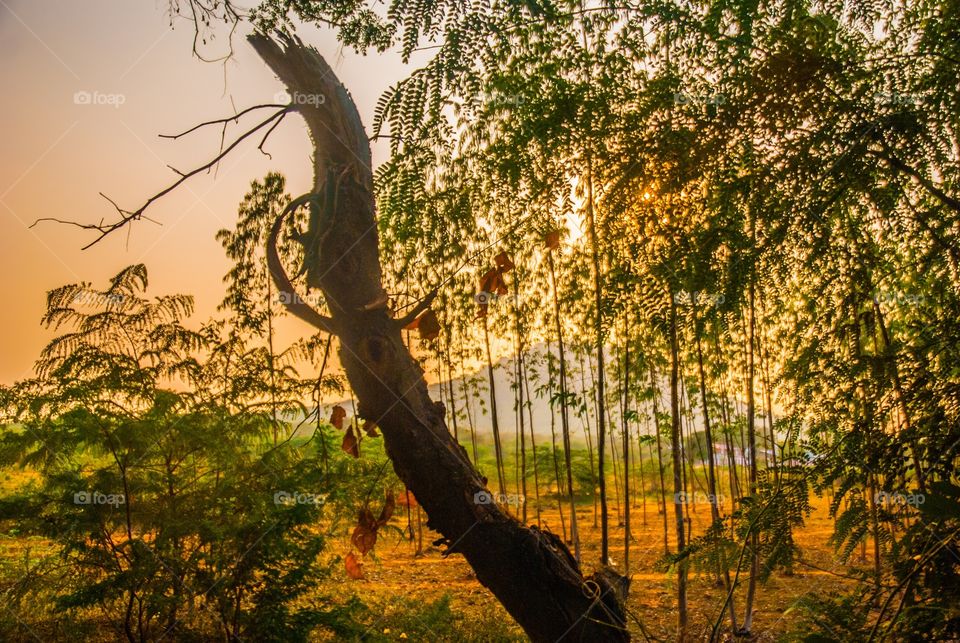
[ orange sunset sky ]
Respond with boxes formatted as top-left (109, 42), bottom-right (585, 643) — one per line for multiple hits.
top-left (0, 1), bottom-right (423, 383)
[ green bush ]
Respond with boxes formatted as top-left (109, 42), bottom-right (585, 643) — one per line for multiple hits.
top-left (0, 265), bottom-right (351, 641)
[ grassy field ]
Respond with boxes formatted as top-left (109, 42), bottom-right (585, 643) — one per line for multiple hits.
top-left (311, 485), bottom-right (853, 641)
top-left (0, 448), bottom-right (859, 641)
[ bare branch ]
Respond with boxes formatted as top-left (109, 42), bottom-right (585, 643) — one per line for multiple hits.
top-left (266, 195), bottom-right (337, 335)
top-left (169, 0), bottom-right (245, 64)
top-left (159, 103), bottom-right (287, 140)
top-left (33, 106), bottom-right (291, 250)
top-left (257, 111), bottom-right (289, 159)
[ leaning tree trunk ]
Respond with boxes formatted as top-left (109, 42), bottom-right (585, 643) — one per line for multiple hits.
top-left (250, 34), bottom-right (629, 642)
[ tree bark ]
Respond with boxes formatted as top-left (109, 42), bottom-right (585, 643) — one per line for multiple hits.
top-left (483, 313), bottom-right (508, 496)
top-left (649, 366), bottom-right (670, 556)
top-left (742, 205), bottom-right (760, 634)
top-left (669, 291), bottom-right (688, 641)
top-left (622, 318), bottom-right (631, 574)
top-left (250, 34), bottom-right (628, 642)
top-left (548, 249), bottom-right (580, 561)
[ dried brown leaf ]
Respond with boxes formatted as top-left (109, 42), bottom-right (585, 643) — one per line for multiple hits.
top-left (345, 551), bottom-right (364, 579)
top-left (329, 405), bottom-right (347, 430)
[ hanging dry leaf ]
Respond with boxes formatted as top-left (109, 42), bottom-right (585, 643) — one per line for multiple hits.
top-left (494, 251), bottom-right (515, 272)
top-left (479, 268), bottom-right (499, 295)
top-left (417, 310), bottom-right (441, 340)
top-left (378, 492), bottom-right (396, 526)
top-left (345, 552), bottom-right (364, 579)
top-left (352, 507), bottom-right (379, 554)
top-left (352, 523), bottom-right (378, 554)
top-left (329, 405), bottom-right (347, 430)
top-left (362, 419), bottom-right (379, 438)
top-left (341, 426), bottom-right (359, 458)
top-left (479, 268), bottom-right (508, 297)
top-left (544, 230), bottom-right (561, 250)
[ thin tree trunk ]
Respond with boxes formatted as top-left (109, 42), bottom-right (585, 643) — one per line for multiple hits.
top-left (548, 249), bottom-right (580, 560)
top-left (584, 153), bottom-right (610, 565)
top-left (669, 291), bottom-right (688, 641)
top-left (650, 367), bottom-right (670, 555)
top-left (678, 371), bottom-right (694, 543)
top-left (758, 291), bottom-right (778, 481)
top-left (608, 383), bottom-right (624, 526)
top-left (515, 343), bottom-right (528, 523)
top-left (483, 313), bottom-right (508, 496)
top-left (512, 272), bottom-right (528, 522)
top-left (641, 437), bottom-right (650, 525)
top-left (873, 299), bottom-right (926, 493)
top-left (742, 205), bottom-right (760, 634)
top-left (714, 329), bottom-right (741, 509)
top-left (622, 320), bottom-right (631, 574)
top-left (445, 335), bottom-right (460, 442)
top-left (461, 343), bottom-right (480, 466)
top-left (579, 348), bottom-right (599, 529)
top-left (547, 360), bottom-right (569, 542)
top-left (522, 357), bottom-right (542, 527)
top-left (266, 276), bottom-right (278, 445)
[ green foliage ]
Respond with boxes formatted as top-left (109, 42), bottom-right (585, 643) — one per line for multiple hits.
top-left (783, 588), bottom-right (873, 643)
top-left (790, 482), bottom-right (960, 640)
top-left (0, 265), bottom-right (349, 640)
top-left (741, 470), bottom-right (811, 581)
top-left (0, 175), bottom-right (415, 639)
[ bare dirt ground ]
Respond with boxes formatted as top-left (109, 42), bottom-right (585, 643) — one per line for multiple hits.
top-left (319, 491), bottom-right (856, 641)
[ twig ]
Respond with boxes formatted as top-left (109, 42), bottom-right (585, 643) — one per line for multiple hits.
top-left (158, 103), bottom-right (286, 139)
top-left (257, 111), bottom-right (289, 159)
top-left (32, 106), bottom-right (291, 250)
top-left (178, 0), bottom-right (244, 64)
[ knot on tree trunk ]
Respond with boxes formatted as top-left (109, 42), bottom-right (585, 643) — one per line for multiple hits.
top-left (358, 334), bottom-right (392, 375)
